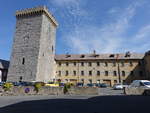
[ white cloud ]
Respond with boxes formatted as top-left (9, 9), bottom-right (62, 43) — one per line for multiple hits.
top-left (63, 1), bottom-right (141, 54)
top-left (108, 8), bottom-right (120, 14)
top-left (49, 0), bottom-right (80, 6)
top-left (125, 24), bottom-right (150, 52)
top-left (134, 25), bottom-right (150, 40)
top-left (49, 0), bottom-right (149, 54)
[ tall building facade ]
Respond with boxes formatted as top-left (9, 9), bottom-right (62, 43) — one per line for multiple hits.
top-left (55, 53), bottom-right (146, 86)
top-left (7, 6), bottom-right (58, 82)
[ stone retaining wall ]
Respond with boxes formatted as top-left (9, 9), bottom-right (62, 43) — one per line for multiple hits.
top-left (0, 86), bottom-right (98, 96)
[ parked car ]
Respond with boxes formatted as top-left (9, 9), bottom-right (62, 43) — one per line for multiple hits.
top-left (45, 82), bottom-right (59, 87)
top-left (95, 83), bottom-right (101, 87)
top-left (59, 83), bottom-right (65, 87)
top-left (19, 81), bottom-right (35, 86)
top-left (87, 83), bottom-right (93, 87)
top-left (76, 83), bottom-right (84, 87)
top-left (125, 80), bottom-right (150, 95)
top-left (11, 82), bottom-right (21, 86)
top-left (100, 83), bottom-right (108, 88)
top-left (0, 82), bottom-right (5, 86)
top-left (113, 84), bottom-right (123, 90)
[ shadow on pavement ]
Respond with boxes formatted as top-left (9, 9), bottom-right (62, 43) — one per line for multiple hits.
top-left (0, 95), bottom-right (149, 113)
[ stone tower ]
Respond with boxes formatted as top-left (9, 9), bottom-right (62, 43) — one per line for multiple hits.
top-left (7, 6), bottom-right (58, 82)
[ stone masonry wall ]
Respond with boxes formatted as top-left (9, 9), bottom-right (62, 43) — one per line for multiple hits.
top-left (7, 15), bottom-right (43, 82)
top-left (36, 14), bottom-right (56, 82)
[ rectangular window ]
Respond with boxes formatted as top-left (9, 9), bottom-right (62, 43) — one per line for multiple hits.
top-left (65, 71), bottom-right (68, 76)
top-left (66, 62), bottom-right (69, 66)
top-left (88, 62), bottom-right (92, 66)
top-left (22, 58), bottom-right (25, 65)
top-left (123, 80), bottom-right (126, 84)
top-left (97, 80), bottom-right (100, 83)
top-left (97, 71), bottom-right (100, 76)
top-left (113, 71), bottom-right (117, 76)
top-left (74, 62), bottom-right (76, 66)
top-left (73, 71), bottom-right (76, 76)
top-left (113, 62), bottom-right (116, 67)
top-left (89, 71), bottom-right (92, 76)
top-left (58, 62), bottom-right (61, 66)
top-left (65, 79), bottom-right (68, 82)
top-left (89, 79), bottom-right (92, 83)
top-left (131, 71), bottom-right (134, 75)
top-left (81, 71), bottom-right (84, 76)
top-left (58, 71), bottom-right (61, 76)
top-left (130, 62), bottom-right (133, 66)
top-left (139, 71), bottom-right (143, 76)
top-left (121, 62), bottom-right (124, 67)
top-left (97, 62), bottom-right (100, 66)
top-left (105, 62), bottom-right (108, 67)
top-left (114, 80), bottom-right (117, 84)
top-left (122, 71), bottom-right (125, 76)
top-left (81, 79), bottom-right (84, 83)
top-left (105, 71), bottom-right (108, 76)
top-left (138, 61), bottom-right (141, 66)
top-left (81, 62), bottom-right (84, 66)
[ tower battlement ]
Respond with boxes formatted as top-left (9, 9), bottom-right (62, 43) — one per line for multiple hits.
top-left (16, 6), bottom-right (58, 27)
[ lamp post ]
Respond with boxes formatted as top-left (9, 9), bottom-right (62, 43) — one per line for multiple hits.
top-left (77, 61), bottom-right (80, 84)
top-left (116, 54), bottom-right (121, 83)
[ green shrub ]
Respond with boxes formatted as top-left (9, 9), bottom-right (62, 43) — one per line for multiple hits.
top-left (2, 82), bottom-right (13, 91)
top-left (63, 83), bottom-right (72, 94)
top-left (63, 84), bottom-right (68, 94)
top-left (34, 82), bottom-right (45, 93)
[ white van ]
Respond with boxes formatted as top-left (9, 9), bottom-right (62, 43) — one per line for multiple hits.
top-left (125, 80), bottom-right (150, 95)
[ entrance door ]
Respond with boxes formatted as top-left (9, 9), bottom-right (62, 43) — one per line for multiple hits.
top-left (70, 79), bottom-right (77, 85)
top-left (103, 80), bottom-right (111, 87)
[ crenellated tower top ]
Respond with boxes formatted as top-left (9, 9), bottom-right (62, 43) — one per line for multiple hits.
top-left (16, 6), bottom-right (58, 27)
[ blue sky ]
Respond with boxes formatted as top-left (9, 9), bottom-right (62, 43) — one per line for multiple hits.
top-left (0, 0), bottom-right (150, 60)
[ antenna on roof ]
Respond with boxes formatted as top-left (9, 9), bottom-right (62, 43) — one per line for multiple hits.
top-left (65, 52), bottom-right (71, 58)
top-left (125, 51), bottom-right (131, 57)
top-left (93, 50), bottom-right (96, 54)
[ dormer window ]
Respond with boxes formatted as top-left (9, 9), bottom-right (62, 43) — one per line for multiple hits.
top-left (110, 54), bottom-right (115, 57)
top-left (66, 54), bottom-right (71, 58)
top-left (125, 51), bottom-right (131, 57)
top-left (80, 54), bottom-right (85, 58)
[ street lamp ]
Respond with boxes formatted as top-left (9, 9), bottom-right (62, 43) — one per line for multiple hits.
top-left (116, 54), bottom-right (121, 83)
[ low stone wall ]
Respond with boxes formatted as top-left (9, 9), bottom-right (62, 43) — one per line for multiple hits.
top-left (0, 86), bottom-right (98, 96)
top-left (68, 87), bottom-right (98, 95)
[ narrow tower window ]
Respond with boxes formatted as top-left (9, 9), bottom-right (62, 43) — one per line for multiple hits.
top-left (52, 45), bottom-right (54, 52)
top-left (22, 58), bottom-right (25, 65)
